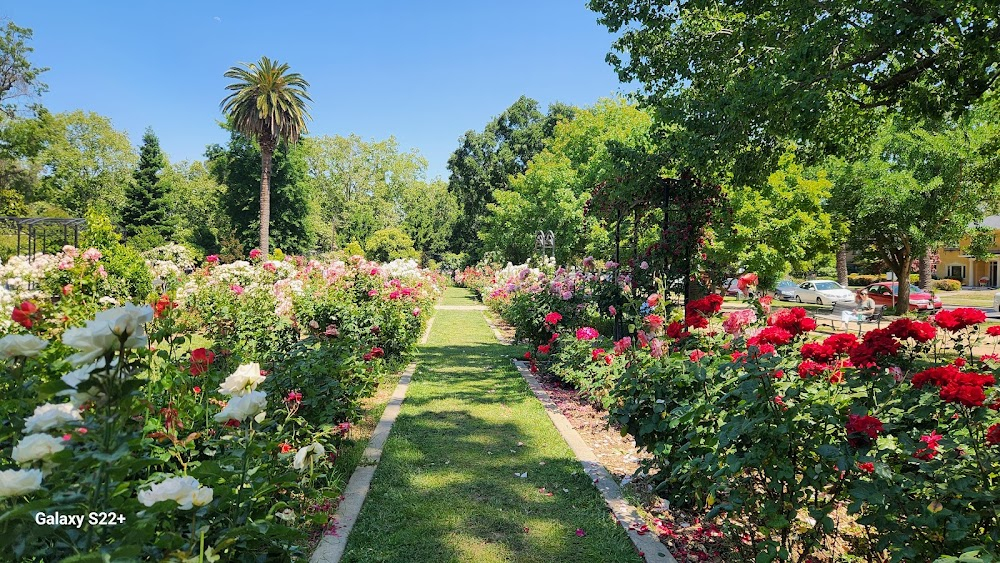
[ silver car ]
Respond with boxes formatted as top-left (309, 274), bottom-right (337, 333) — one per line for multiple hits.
top-left (795, 280), bottom-right (856, 306)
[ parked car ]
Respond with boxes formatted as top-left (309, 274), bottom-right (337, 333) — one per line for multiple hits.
top-left (994, 290), bottom-right (1000, 312)
top-left (795, 280), bottom-right (855, 305)
top-left (864, 282), bottom-right (943, 311)
top-left (772, 279), bottom-right (798, 301)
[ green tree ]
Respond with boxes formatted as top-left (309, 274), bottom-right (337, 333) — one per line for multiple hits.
top-left (207, 127), bottom-right (316, 255)
top-left (301, 134), bottom-right (426, 249)
top-left (121, 127), bottom-right (171, 242)
top-left (828, 111), bottom-right (1000, 314)
top-left (447, 97), bottom-right (575, 259)
top-left (709, 149), bottom-right (835, 288)
top-left (590, 0), bottom-right (1000, 179)
top-left (401, 179), bottom-right (458, 257)
top-left (364, 227), bottom-right (418, 262)
top-left (0, 20), bottom-right (47, 117)
top-left (161, 160), bottom-right (225, 255)
top-left (481, 99), bottom-right (649, 263)
top-left (221, 56), bottom-right (310, 257)
top-left (33, 111), bottom-right (136, 218)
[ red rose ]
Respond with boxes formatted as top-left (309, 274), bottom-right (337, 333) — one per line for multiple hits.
top-left (797, 359), bottom-right (830, 379)
top-left (987, 424), bottom-right (1000, 446)
top-left (591, 348), bottom-right (606, 362)
top-left (800, 343), bottom-right (836, 363)
top-left (544, 312), bottom-right (563, 325)
top-left (886, 318), bottom-right (937, 342)
top-left (846, 414), bottom-right (884, 447)
top-left (747, 326), bottom-right (792, 347)
top-left (935, 308), bottom-right (987, 332)
top-left (537, 344), bottom-right (551, 355)
top-left (823, 333), bottom-right (858, 354)
top-left (689, 349), bottom-right (707, 362)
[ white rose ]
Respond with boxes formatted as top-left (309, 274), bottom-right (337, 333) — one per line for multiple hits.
top-left (293, 442), bottom-right (326, 471)
top-left (11, 433), bottom-right (66, 464)
top-left (0, 334), bottom-right (48, 359)
top-left (94, 303), bottom-right (153, 341)
top-left (61, 357), bottom-right (118, 389)
top-left (217, 363), bottom-right (265, 396)
top-left (24, 403), bottom-right (82, 433)
top-left (62, 304), bottom-right (153, 365)
top-left (0, 468), bottom-right (42, 498)
top-left (190, 486), bottom-right (214, 507)
top-left (62, 325), bottom-right (118, 366)
top-left (213, 391), bottom-right (267, 423)
top-left (138, 475), bottom-right (213, 510)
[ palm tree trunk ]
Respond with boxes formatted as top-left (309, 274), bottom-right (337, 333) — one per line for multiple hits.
top-left (919, 249), bottom-right (932, 290)
top-left (259, 148), bottom-right (272, 258)
top-left (836, 244), bottom-right (848, 287)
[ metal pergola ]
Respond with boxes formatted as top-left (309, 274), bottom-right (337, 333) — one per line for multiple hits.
top-left (0, 217), bottom-right (87, 259)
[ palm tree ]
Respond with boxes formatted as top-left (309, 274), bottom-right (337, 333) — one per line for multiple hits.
top-left (221, 56), bottom-right (311, 257)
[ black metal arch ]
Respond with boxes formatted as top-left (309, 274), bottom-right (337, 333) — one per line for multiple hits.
top-left (0, 217), bottom-right (87, 259)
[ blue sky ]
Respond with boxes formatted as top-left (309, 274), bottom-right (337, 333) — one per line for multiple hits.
top-left (5, 1), bottom-right (630, 180)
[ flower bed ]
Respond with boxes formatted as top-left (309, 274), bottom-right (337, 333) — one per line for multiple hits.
top-left (0, 248), bottom-right (439, 560)
top-left (470, 261), bottom-right (1000, 561)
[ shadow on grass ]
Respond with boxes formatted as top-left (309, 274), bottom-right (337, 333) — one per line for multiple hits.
top-left (341, 410), bottom-right (640, 563)
top-left (340, 313), bottom-right (641, 563)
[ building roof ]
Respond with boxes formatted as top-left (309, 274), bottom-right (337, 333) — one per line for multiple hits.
top-left (975, 215), bottom-right (1000, 229)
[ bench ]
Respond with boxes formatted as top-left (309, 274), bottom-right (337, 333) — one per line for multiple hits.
top-left (813, 303), bottom-right (887, 335)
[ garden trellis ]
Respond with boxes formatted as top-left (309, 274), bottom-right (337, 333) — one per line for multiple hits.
top-left (0, 217), bottom-right (87, 260)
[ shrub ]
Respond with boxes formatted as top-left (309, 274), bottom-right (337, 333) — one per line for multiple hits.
top-left (932, 278), bottom-right (962, 291)
top-left (847, 273), bottom-right (880, 287)
top-left (364, 228), bottom-right (418, 262)
top-left (342, 240), bottom-right (364, 258)
top-left (83, 212), bottom-right (153, 300)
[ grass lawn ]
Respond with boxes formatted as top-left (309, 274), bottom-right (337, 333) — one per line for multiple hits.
top-left (340, 287), bottom-right (641, 563)
top-left (937, 289), bottom-right (997, 308)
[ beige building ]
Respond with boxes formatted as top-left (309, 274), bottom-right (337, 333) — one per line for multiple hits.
top-left (937, 216), bottom-right (1000, 287)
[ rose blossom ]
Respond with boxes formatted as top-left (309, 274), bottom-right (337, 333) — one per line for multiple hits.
top-left (12, 433), bottom-right (66, 464)
top-left (0, 334), bottom-right (48, 359)
top-left (62, 304), bottom-right (153, 365)
top-left (0, 468), bottom-right (43, 499)
top-left (81, 248), bottom-right (102, 261)
top-left (218, 363), bottom-right (265, 396)
top-left (137, 475), bottom-right (213, 510)
top-left (24, 403), bottom-right (82, 433)
top-left (293, 442), bottom-right (326, 470)
top-left (213, 390), bottom-right (267, 423)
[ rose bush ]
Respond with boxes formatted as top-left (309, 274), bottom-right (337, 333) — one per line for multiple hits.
top-left (477, 259), bottom-right (1000, 561)
top-left (0, 248), bottom-right (440, 560)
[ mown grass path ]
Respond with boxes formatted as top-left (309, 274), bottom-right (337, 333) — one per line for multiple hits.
top-left (340, 287), bottom-right (642, 563)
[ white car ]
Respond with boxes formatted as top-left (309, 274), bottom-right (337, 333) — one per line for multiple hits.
top-left (795, 280), bottom-right (855, 306)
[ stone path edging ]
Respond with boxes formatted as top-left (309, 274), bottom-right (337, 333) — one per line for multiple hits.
top-left (482, 312), bottom-right (676, 563)
top-left (435, 304), bottom-right (487, 311)
top-left (310, 313), bottom-right (435, 563)
top-left (511, 360), bottom-right (676, 563)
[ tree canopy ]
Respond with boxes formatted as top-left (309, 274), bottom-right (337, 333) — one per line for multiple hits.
top-left (590, 0), bottom-right (1000, 179)
top-left (447, 96), bottom-right (575, 259)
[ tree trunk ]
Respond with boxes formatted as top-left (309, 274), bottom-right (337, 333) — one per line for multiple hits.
top-left (894, 256), bottom-right (913, 316)
top-left (919, 249), bottom-right (932, 290)
top-left (836, 244), bottom-right (848, 287)
top-left (259, 146), bottom-right (273, 258)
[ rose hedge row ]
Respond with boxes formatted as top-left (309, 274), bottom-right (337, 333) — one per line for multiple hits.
top-left (0, 249), bottom-right (440, 560)
top-left (469, 261), bottom-right (1000, 562)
